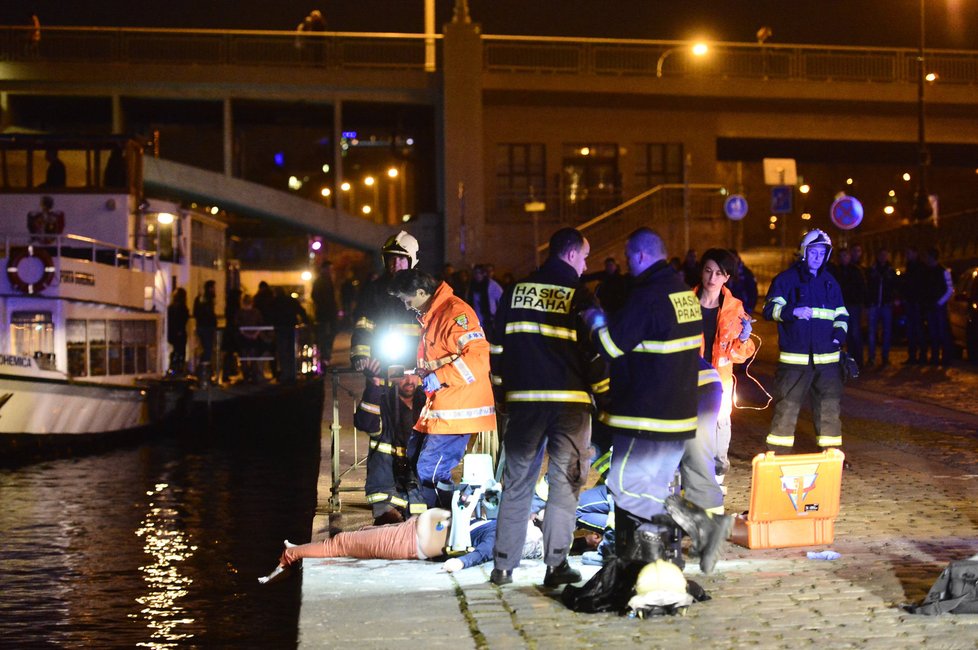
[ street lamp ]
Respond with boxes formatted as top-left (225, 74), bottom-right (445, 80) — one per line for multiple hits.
top-left (656, 41), bottom-right (709, 78)
top-left (912, 0), bottom-right (933, 222)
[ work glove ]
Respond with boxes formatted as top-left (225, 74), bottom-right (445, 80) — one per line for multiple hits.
top-left (581, 307), bottom-right (607, 332)
top-left (422, 372), bottom-right (442, 394)
top-left (738, 318), bottom-right (753, 342)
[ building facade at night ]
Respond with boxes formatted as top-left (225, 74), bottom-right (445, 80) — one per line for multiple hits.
top-left (2, 15), bottom-right (978, 274)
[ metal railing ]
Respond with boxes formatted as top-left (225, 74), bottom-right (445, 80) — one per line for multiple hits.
top-left (535, 184), bottom-right (727, 260)
top-left (483, 35), bottom-right (978, 85)
top-left (0, 26), bottom-right (439, 70)
top-left (5, 26), bottom-right (978, 85)
top-left (1, 232), bottom-right (157, 272)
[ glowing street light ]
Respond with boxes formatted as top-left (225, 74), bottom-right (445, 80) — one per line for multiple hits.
top-left (387, 167), bottom-right (399, 178)
top-left (364, 176), bottom-right (375, 187)
top-left (799, 184), bottom-right (811, 194)
top-left (656, 41), bottom-right (710, 78)
top-left (340, 181), bottom-right (351, 192)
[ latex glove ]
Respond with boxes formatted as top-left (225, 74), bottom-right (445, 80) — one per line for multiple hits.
top-left (442, 557), bottom-right (464, 573)
top-left (422, 372), bottom-right (442, 393)
top-left (738, 317), bottom-right (753, 342)
top-left (581, 307), bottom-right (607, 332)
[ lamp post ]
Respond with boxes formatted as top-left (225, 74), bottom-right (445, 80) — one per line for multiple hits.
top-left (656, 42), bottom-right (709, 78)
top-left (912, 0), bottom-right (932, 222)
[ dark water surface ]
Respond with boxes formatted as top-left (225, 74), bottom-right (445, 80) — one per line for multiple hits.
top-left (0, 433), bottom-right (321, 648)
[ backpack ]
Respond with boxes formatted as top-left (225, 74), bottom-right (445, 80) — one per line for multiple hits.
top-left (907, 560), bottom-right (978, 615)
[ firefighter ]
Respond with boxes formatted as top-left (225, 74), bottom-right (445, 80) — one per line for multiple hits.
top-left (388, 269), bottom-right (496, 509)
top-left (488, 227), bottom-right (609, 587)
top-left (763, 229), bottom-right (848, 452)
top-left (350, 231), bottom-right (423, 372)
top-left (582, 228), bottom-right (732, 574)
top-left (356, 358), bottom-right (427, 525)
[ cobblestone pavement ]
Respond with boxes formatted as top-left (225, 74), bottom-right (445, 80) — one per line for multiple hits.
top-left (290, 328), bottom-right (978, 649)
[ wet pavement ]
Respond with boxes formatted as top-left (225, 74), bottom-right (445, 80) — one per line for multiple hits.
top-left (288, 326), bottom-right (978, 649)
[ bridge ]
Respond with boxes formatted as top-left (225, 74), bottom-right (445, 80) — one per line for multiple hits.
top-left (3, 23), bottom-right (977, 272)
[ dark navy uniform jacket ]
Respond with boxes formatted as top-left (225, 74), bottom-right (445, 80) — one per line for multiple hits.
top-left (591, 260), bottom-right (701, 442)
top-left (763, 262), bottom-right (848, 366)
top-left (350, 274), bottom-right (422, 368)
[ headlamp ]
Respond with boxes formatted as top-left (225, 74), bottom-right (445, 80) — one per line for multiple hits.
top-left (378, 331), bottom-right (407, 362)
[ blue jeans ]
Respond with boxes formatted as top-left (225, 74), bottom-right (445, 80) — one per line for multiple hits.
top-left (607, 434), bottom-right (685, 532)
top-left (867, 304), bottom-right (893, 364)
top-left (416, 433), bottom-right (472, 508)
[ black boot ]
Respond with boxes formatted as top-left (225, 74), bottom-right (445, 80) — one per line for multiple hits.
top-left (490, 568), bottom-right (513, 586)
top-left (664, 495), bottom-right (733, 574)
top-left (614, 508), bottom-right (639, 561)
top-left (634, 530), bottom-right (665, 564)
top-left (544, 560), bottom-right (582, 587)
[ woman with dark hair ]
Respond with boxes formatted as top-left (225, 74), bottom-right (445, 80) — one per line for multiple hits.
top-left (694, 248), bottom-right (756, 490)
top-left (167, 287), bottom-right (190, 374)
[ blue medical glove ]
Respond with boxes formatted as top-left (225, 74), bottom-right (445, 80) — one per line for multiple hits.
top-left (582, 307), bottom-right (607, 331)
top-left (422, 372), bottom-right (442, 393)
top-left (738, 318), bottom-right (753, 342)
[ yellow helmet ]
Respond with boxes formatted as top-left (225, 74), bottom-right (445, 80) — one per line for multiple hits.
top-left (634, 559), bottom-right (687, 597)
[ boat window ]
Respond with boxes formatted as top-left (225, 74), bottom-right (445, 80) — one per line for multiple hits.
top-left (64, 317), bottom-right (158, 377)
top-left (191, 219), bottom-right (225, 270)
top-left (89, 320), bottom-right (108, 376)
top-left (108, 320), bottom-right (123, 375)
top-left (67, 319), bottom-right (88, 377)
top-left (10, 311), bottom-right (54, 359)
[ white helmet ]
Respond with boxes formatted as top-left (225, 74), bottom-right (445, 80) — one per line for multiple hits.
top-left (799, 228), bottom-right (832, 262)
top-left (382, 230), bottom-right (420, 268)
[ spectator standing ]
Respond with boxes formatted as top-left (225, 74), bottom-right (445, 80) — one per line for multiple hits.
top-left (193, 280), bottom-right (218, 379)
top-left (727, 250), bottom-right (759, 315)
top-left (489, 228), bottom-right (607, 588)
top-left (41, 148), bottom-right (66, 188)
top-left (832, 247), bottom-right (867, 369)
top-left (865, 248), bottom-right (897, 368)
top-left (922, 248), bottom-right (954, 366)
top-left (681, 248), bottom-right (699, 288)
top-left (311, 260), bottom-right (339, 366)
top-left (465, 264), bottom-right (503, 338)
top-left (901, 247), bottom-right (927, 364)
top-left (762, 230), bottom-right (847, 454)
top-left (270, 287), bottom-right (310, 383)
top-left (339, 271), bottom-right (359, 329)
top-left (388, 269), bottom-right (496, 510)
top-left (236, 293), bottom-right (266, 383)
top-left (166, 287), bottom-right (190, 375)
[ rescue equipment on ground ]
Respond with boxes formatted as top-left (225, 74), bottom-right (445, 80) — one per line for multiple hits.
top-left (907, 560), bottom-right (978, 615)
top-left (443, 453), bottom-right (501, 555)
top-left (730, 449), bottom-right (844, 549)
top-left (7, 245), bottom-right (56, 294)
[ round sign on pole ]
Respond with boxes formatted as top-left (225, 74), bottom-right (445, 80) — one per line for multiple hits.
top-left (829, 195), bottom-right (864, 230)
top-left (724, 194), bottom-right (749, 221)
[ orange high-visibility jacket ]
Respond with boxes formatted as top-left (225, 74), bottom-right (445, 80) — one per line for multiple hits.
top-left (696, 284), bottom-right (756, 416)
top-left (414, 282), bottom-right (496, 435)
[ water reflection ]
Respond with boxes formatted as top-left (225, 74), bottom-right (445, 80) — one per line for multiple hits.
top-left (133, 481), bottom-right (197, 648)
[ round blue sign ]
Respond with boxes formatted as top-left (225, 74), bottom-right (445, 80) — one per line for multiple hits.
top-left (829, 195), bottom-right (864, 230)
top-left (724, 194), bottom-right (749, 221)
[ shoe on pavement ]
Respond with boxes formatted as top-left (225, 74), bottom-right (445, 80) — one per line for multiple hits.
top-left (664, 495), bottom-right (733, 574)
top-left (543, 560), bottom-right (581, 587)
top-left (490, 569), bottom-right (513, 585)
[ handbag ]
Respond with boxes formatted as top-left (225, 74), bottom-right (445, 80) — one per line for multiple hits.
top-left (907, 560), bottom-right (978, 615)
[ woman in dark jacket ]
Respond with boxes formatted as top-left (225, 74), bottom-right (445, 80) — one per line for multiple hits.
top-left (167, 287), bottom-right (190, 374)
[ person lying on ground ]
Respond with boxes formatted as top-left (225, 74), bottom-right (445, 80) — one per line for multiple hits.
top-left (259, 508), bottom-right (542, 583)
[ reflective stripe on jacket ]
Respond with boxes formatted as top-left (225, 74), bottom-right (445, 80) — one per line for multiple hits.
top-left (592, 260), bottom-right (700, 441)
top-left (415, 282), bottom-right (496, 434)
top-left (763, 262), bottom-right (847, 366)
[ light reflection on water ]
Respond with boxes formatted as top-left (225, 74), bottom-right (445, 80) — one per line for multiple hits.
top-left (0, 435), bottom-right (320, 647)
top-left (133, 482), bottom-right (197, 648)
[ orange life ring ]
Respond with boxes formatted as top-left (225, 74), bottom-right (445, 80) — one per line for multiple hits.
top-left (6, 245), bottom-right (56, 294)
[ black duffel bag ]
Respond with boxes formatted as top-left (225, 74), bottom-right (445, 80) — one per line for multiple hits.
top-left (907, 560), bottom-right (978, 615)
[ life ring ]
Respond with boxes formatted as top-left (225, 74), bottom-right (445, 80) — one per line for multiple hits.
top-left (7, 245), bottom-right (56, 294)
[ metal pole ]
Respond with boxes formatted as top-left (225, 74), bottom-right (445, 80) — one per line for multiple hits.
top-left (683, 152), bottom-right (691, 254)
top-left (329, 369), bottom-right (342, 511)
top-left (912, 0), bottom-right (932, 222)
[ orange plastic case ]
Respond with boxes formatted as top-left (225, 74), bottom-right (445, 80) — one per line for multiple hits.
top-left (730, 449), bottom-right (844, 549)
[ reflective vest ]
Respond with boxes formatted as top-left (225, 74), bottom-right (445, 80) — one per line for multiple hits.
top-left (415, 282), bottom-right (496, 435)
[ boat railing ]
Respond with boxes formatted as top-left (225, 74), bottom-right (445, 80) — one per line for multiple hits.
top-left (0, 232), bottom-right (157, 272)
top-left (186, 323), bottom-right (321, 384)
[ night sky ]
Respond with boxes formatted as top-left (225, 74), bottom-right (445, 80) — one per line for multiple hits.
top-left (3, 1), bottom-right (978, 50)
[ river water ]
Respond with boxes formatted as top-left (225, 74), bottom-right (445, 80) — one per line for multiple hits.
top-left (0, 431), bottom-right (322, 648)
